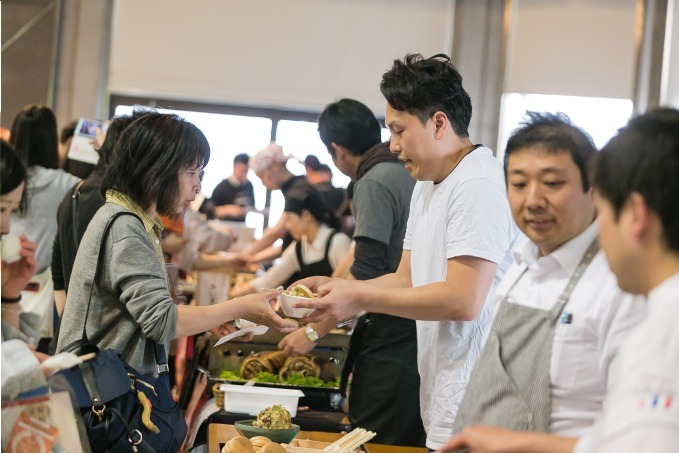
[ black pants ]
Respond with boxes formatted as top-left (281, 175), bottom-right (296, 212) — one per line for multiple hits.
top-left (347, 314), bottom-right (426, 447)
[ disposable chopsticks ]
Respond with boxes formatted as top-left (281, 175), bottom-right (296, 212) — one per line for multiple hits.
top-left (322, 428), bottom-right (376, 452)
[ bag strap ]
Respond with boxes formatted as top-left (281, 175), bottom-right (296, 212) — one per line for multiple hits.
top-left (78, 210), bottom-right (170, 375)
top-left (71, 180), bottom-right (86, 249)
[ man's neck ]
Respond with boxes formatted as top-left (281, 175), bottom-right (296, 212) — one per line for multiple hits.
top-left (646, 251), bottom-right (679, 296)
top-left (346, 154), bottom-right (361, 181)
top-left (435, 138), bottom-right (476, 183)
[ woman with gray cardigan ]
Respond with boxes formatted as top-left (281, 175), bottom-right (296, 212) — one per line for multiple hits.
top-left (56, 113), bottom-right (296, 377)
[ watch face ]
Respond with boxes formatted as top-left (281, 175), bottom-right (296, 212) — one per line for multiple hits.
top-left (306, 325), bottom-right (319, 342)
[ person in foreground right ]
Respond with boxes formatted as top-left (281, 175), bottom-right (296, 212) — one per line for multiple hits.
top-left (441, 107), bottom-right (679, 453)
top-left (573, 108), bottom-right (679, 452)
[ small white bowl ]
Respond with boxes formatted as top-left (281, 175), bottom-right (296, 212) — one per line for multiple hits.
top-left (1, 236), bottom-right (21, 264)
top-left (279, 292), bottom-right (314, 318)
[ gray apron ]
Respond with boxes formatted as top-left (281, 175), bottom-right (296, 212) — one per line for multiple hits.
top-left (452, 238), bottom-right (600, 434)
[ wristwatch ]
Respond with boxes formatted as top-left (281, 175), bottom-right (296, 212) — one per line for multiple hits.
top-left (305, 324), bottom-right (320, 342)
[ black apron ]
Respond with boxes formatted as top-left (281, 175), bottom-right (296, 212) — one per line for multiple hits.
top-left (283, 230), bottom-right (338, 287)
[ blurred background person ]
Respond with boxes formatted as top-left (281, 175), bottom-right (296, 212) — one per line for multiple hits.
top-left (232, 187), bottom-right (351, 296)
top-left (240, 142), bottom-right (312, 265)
top-left (1, 141), bottom-right (40, 344)
top-left (52, 112), bottom-right (144, 317)
top-left (59, 119), bottom-right (97, 179)
top-left (203, 153), bottom-right (255, 222)
top-left (9, 104), bottom-right (80, 348)
top-left (302, 155), bottom-right (347, 224)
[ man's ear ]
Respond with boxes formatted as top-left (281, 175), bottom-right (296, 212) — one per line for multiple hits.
top-left (330, 142), bottom-right (346, 160)
top-left (628, 192), bottom-right (652, 240)
top-left (432, 111), bottom-right (447, 139)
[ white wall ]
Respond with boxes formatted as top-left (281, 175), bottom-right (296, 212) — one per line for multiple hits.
top-left (109, 0), bottom-right (454, 114)
top-left (506, 0), bottom-right (638, 99)
top-left (663, 0), bottom-right (679, 107)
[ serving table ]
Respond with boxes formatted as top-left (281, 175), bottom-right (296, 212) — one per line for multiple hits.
top-left (208, 424), bottom-right (427, 453)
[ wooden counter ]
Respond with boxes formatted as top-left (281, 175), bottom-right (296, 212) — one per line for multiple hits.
top-left (208, 424), bottom-right (426, 453)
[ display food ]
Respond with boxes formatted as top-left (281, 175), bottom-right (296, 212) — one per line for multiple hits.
top-left (259, 443), bottom-right (286, 453)
top-left (221, 435), bottom-right (254, 453)
top-left (279, 356), bottom-right (336, 382)
top-left (252, 405), bottom-right (293, 429)
top-left (239, 351), bottom-right (288, 379)
top-left (250, 436), bottom-right (272, 450)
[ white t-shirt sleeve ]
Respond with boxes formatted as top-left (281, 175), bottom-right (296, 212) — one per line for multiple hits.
top-left (446, 177), bottom-right (513, 264)
top-left (403, 182), bottom-right (423, 252)
top-left (248, 241), bottom-right (300, 289)
top-left (328, 233), bottom-right (352, 269)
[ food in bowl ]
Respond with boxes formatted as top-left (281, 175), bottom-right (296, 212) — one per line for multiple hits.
top-left (234, 420), bottom-right (300, 444)
top-left (253, 405), bottom-right (292, 429)
top-left (288, 284), bottom-right (315, 298)
top-left (279, 285), bottom-right (315, 318)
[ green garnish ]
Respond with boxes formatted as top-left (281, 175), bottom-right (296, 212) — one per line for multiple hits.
top-left (218, 369), bottom-right (339, 388)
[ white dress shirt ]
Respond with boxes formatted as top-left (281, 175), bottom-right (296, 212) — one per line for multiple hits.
top-left (576, 273), bottom-right (679, 453)
top-left (493, 222), bottom-right (646, 436)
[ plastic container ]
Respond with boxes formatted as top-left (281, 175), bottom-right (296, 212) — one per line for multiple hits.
top-left (219, 384), bottom-right (305, 416)
top-left (279, 292), bottom-right (314, 318)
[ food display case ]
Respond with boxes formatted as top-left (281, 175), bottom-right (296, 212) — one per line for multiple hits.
top-left (201, 325), bottom-right (352, 436)
top-left (209, 327), bottom-right (351, 410)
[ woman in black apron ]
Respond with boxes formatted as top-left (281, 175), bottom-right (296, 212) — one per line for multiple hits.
top-left (230, 187), bottom-right (352, 296)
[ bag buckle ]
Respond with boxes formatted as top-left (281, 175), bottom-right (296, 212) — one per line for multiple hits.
top-left (156, 363), bottom-right (170, 375)
top-left (128, 429), bottom-right (143, 452)
top-left (91, 404), bottom-right (106, 422)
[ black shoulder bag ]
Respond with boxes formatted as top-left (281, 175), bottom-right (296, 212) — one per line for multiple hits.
top-left (50, 211), bottom-right (187, 453)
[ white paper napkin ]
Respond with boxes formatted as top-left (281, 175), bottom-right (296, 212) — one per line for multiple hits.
top-left (213, 325), bottom-right (269, 347)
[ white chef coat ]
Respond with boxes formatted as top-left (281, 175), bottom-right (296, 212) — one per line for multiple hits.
top-left (493, 222), bottom-right (646, 436)
top-left (248, 224), bottom-right (351, 290)
top-left (575, 273), bottom-right (679, 453)
top-left (404, 146), bottom-right (518, 450)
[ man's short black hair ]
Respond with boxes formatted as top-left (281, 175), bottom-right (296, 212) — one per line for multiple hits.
top-left (504, 112), bottom-right (597, 191)
top-left (593, 107), bottom-right (679, 253)
top-left (318, 98), bottom-right (382, 157)
top-left (303, 155), bottom-right (323, 171)
top-left (380, 53), bottom-right (472, 138)
top-left (234, 153), bottom-right (249, 166)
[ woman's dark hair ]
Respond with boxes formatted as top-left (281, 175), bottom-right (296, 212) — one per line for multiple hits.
top-left (93, 110), bottom-right (148, 176)
top-left (284, 187), bottom-right (340, 230)
top-left (101, 113), bottom-right (210, 216)
top-left (1, 140), bottom-right (28, 213)
top-left (10, 104), bottom-right (60, 169)
top-left (318, 98), bottom-right (382, 157)
top-left (504, 112), bottom-right (597, 191)
top-left (380, 53), bottom-right (472, 137)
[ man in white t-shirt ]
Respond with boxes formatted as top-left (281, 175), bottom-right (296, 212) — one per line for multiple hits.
top-left (440, 113), bottom-right (645, 453)
top-left (292, 53), bottom-right (518, 450)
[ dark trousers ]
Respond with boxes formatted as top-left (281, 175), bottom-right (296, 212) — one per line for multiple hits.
top-left (347, 314), bottom-right (426, 447)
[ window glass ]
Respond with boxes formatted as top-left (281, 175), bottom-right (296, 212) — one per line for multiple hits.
top-left (496, 93), bottom-right (633, 161)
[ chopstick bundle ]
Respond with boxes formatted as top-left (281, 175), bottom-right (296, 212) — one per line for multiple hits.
top-left (322, 428), bottom-right (376, 452)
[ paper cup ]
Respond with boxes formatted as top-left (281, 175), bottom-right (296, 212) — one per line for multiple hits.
top-left (1, 236), bottom-right (22, 264)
